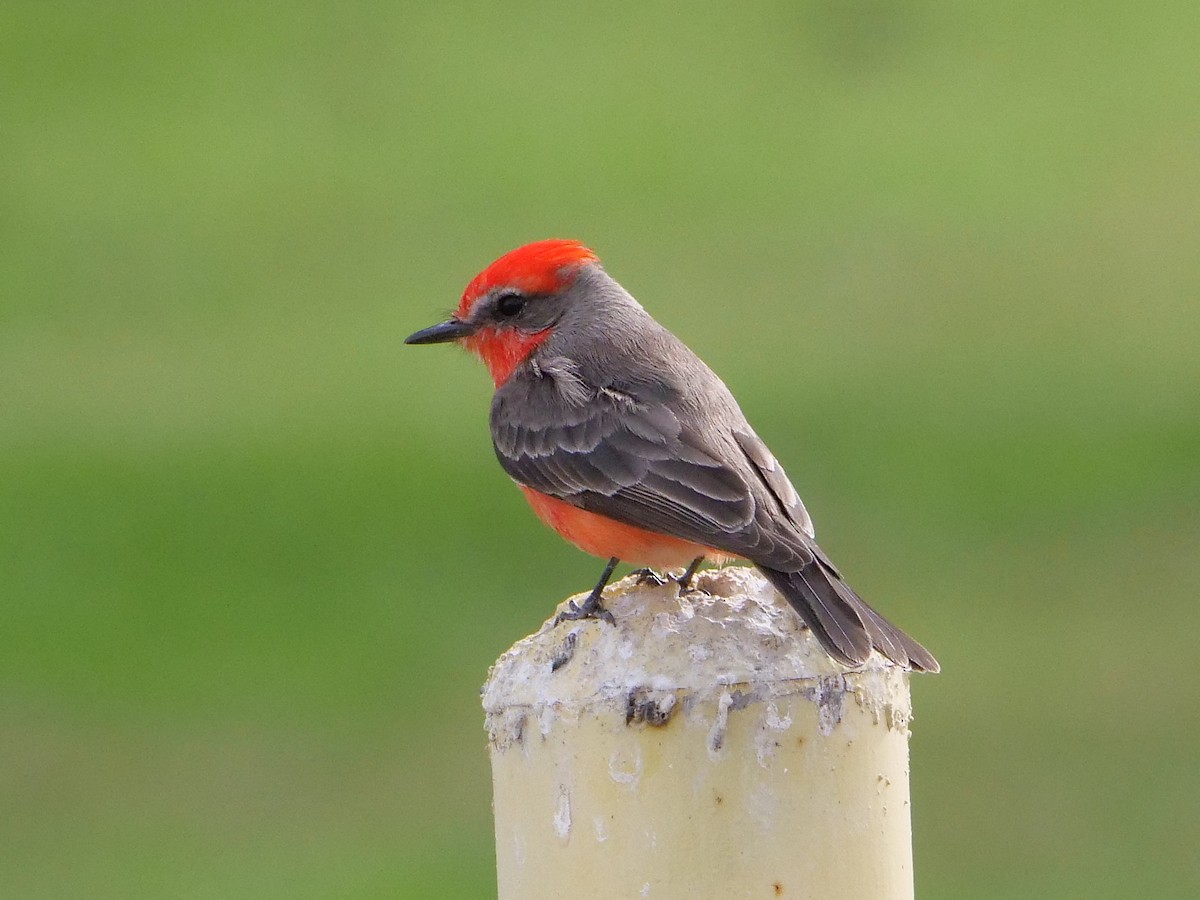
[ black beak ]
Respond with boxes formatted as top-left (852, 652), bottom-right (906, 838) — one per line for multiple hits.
top-left (404, 318), bottom-right (476, 345)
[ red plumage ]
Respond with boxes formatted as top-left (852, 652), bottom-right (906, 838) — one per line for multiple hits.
top-left (457, 239), bottom-right (598, 318)
top-left (458, 239), bottom-right (599, 386)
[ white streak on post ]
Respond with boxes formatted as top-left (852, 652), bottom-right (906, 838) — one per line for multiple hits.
top-left (483, 567), bottom-right (919, 900)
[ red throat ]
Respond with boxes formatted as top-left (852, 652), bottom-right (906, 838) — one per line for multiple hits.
top-left (464, 327), bottom-right (553, 386)
top-left (457, 239), bottom-right (599, 385)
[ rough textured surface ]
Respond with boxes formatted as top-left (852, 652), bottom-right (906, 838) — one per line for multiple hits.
top-left (485, 566), bottom-right (917, 899)
top-left (483, 566), bottom-right (911, 753)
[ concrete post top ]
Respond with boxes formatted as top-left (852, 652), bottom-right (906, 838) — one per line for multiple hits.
top-left (483, 566), bottom-right (911, 749)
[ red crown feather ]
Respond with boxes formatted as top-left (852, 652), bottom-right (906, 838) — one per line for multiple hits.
top-left (458, 239), bottom-right (598, 317)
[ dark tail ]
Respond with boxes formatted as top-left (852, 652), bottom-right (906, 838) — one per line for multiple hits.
top-left (758, 558), bottom-right (940, 673)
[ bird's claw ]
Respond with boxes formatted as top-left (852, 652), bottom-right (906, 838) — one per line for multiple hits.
top-left (674, 557), bottom-right (707, 596)
top-left (555, 596), bottom-right (615, 627)
top-left (633, 564), bottom-right (708, 597)
top-left (631, 567), bottom-right (668, 587)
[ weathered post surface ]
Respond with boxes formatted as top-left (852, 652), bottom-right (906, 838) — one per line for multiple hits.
top-left (483, 566), bottom-right (918, 900)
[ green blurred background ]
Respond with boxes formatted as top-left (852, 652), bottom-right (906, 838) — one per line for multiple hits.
top-left (3, 2), bottom-right (1198, 897)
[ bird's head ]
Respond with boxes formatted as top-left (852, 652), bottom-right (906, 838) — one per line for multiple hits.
top-left (405, 239), bottom-right (600, 385)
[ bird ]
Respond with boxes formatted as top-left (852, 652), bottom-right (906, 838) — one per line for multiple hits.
top-left (405, 239), bottom-right (938, 672)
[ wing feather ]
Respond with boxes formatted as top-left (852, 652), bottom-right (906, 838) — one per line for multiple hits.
top-left (491, 362), bottom-right (813, 569)
top-left (489, 353), bottom-right (937, 670)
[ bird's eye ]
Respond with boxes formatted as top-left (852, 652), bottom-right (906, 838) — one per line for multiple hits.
top-left (495, 293), bottom-right (526, 317)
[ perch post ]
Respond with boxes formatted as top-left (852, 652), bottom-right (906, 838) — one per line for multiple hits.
top-left (483, 567), bottom-right (920, 900)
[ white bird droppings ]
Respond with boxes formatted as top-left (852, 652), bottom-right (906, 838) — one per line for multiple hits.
top-left (609, 746), bottom-right (644, 788)
top-left (707, 689), bottom-right (734, 759)
top-left (553, 785), bottom-right (571, 841)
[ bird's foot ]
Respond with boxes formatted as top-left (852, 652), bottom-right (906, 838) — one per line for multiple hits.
top-left (554, 590), bottom-right (615, 627)
top-left (631, 567), bottom-right (669, 587)
top-left (674, 557), bottom-right (709, 596)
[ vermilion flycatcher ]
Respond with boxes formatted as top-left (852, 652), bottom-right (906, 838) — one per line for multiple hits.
top-left (406, 240), bottom-right (938, 672)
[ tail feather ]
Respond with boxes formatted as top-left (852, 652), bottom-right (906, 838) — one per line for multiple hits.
top-left (764, 564), bottom-right (872, 666)
top-left (758, 560), bottom-right (940, 673)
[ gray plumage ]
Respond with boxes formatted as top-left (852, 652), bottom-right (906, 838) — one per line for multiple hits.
top-left (488, 265), bottom-right (939, 672)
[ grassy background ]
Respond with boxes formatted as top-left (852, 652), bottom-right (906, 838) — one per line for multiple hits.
top-left (3, 2), bottom-right (1198, 897)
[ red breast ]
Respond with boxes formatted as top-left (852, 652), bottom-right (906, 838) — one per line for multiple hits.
top-left (520, 487), bottom-right (733, 569)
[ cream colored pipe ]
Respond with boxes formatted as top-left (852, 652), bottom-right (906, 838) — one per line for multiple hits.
top-left (483, 567), bottom-right (919, 900)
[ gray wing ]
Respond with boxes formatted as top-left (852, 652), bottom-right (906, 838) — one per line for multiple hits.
top-left (732, 427), bottom-right (815, 540)
top-left (490, 359), bottom-right (816, 570)
top-left (492, 355), bottom-right (940, 672)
